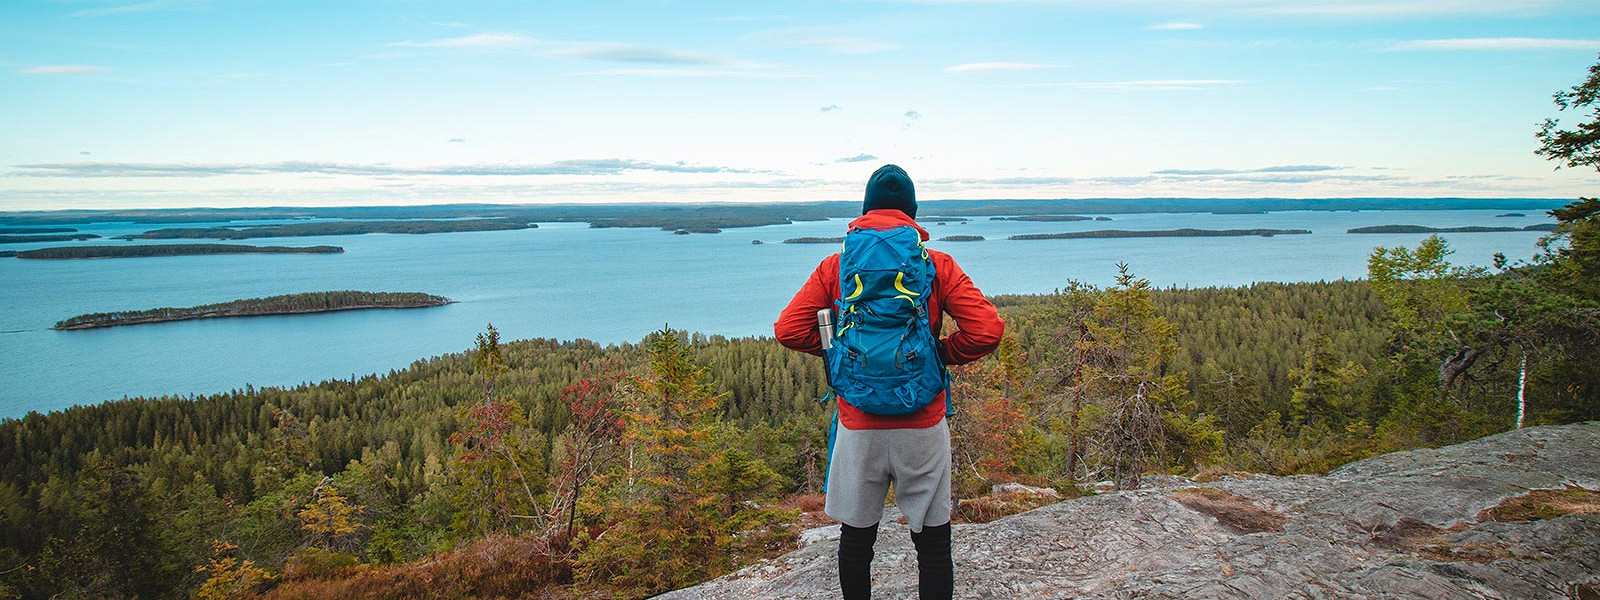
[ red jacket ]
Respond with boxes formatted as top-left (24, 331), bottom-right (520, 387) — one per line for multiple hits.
top-left (775, 210), bottom-right (1005, 430)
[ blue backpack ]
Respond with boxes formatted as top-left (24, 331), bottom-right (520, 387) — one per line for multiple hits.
top-left (824, 225), bottom-right (949, 416)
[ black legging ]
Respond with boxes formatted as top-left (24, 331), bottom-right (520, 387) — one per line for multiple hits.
top-left (838, 522), bottom-right (953, 600)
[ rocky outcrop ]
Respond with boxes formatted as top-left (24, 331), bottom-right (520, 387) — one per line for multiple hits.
top-left (661, 423), bottom-right (1600, 599)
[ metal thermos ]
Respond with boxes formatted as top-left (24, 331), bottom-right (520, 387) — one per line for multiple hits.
top-left (816, 309), bottom-right (833, 350)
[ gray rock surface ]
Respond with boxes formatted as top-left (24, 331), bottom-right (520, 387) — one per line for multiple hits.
top-left (659, 422), bottom-right (1600, 599)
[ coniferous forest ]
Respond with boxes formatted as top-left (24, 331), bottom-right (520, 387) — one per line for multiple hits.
top-left (2, 53), bottom-right (1598, 600)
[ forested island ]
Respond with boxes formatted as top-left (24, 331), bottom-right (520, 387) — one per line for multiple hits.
top-left (938, 235), bottom-right (985, 242)
top-left (0, 233), bottom-right (100, 244)
top-left (782, 236), bottom-right (845, 244)
top-left (119, 218), bottom-right (534, 240)
top-left (15, 244), bottom-right (343, 259)
top-left (1010, 228), bottom-right (1311, 240)
top-left (52, 291), bottom-right (453, 330)
top-left (0, 227), bottom-right (79, 234)
top-left (1347, 224), bottom-right (1560, 234)
top-left (989, 215), bottom-right (1093, 222)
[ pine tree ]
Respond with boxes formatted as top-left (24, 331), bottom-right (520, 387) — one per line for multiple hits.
top-left (1076, 265), bottom-right (1220, 489)
top-left (446, 324), bottom-right (548, 535)
top-left (576, 328), bottom-right (793, 599)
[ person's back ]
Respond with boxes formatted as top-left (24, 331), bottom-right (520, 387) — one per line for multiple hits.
top-left (775, 164), bottom-right (1004, 600)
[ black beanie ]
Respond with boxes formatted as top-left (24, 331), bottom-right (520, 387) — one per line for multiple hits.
top-left (862, 164), bottom-right (916, 218)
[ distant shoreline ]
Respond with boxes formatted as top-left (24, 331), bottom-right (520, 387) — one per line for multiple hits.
top-left (1, 233), bottom-right (100, 244)
top-left (0, 198), bottom-right (1566, 230)
top-left (16, 244), bottom-right (343, 259)
top-left (1347, 224), bottom-right (1560, 234)
top-left (118, 219), bottom-right (533, 240)
top-left (54, 291), bottom-right (453, 330)
top-left (1010, 228), bottom-right (1312, 240)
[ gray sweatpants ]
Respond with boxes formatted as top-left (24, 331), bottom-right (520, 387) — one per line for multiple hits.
top-left (825, 418), bottom-right (952, 533)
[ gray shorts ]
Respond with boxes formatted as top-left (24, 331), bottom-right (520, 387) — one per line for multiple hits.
top-left (825, 418), bottom-right (952, 533)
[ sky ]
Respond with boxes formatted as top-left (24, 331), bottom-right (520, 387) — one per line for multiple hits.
top-left (3, 0), bottom-right (1600, 211)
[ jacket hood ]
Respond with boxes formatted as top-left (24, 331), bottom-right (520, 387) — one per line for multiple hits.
top-left (849, 209), bottom-right (929, 241)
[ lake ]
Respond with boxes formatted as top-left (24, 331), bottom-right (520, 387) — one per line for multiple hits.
top-left (0, 207), bottom-right (1560, 418)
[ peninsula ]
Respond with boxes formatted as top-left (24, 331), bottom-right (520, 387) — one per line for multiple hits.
top-left (53, 291), bottom-right (453, 330)
top-left (0, 233), bottom-right (101, 244)
top-left (1010, 228), bottom-right (1311, 240)
top-left (16, 244), bottom-right (343, 259)
top-left (118, 218), bottom-right (533, 240)
top-left (1347, 224), bottom-right (1560, 234)
top-left (0, 227), bottom-right (80, 234)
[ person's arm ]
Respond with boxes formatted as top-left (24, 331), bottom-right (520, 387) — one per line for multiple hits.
top-left (774, 255), bottom-right (838, 357)
top-left (934, 256), bottom-right (1004, 365)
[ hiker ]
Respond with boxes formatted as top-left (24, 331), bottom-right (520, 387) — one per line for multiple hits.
top-left (775, 164), bottom-right (1004, 600)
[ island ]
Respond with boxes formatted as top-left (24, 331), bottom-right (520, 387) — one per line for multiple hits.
top-left (1347, 224), bottom-right (1559, 234)
top-left (117, 218), bottom-right (534, 240)
top-left (937, 235), bottom-right (986, 242)
top-left (53, 291), bottom-right (453, 330)
top-left (989, 215), bottom-right (1093, 222)
top-left (1496, 213), bottom-right (1527, 217)
top-left (15, 244), bottom-right (343, 259)
top-left (669, 226), bottom-right (722, 234)
top-left (0, 227), bottom-right (80, 234)
top-left (1, 233), bottom-right (101, 244)
top-left (1009, 228), bottom-right (1311, 241)
top-left (782, 237), bottom-right (846, 244)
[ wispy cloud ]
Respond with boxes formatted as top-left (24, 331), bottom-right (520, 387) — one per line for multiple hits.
top-left (70, 0), bottom-right (218, 17)
top-left (1148, 22), bottom-right (1204, 30)
top-left (1391, 37), bottom-right (1600, 51)
top-left (751, 28), bottom-right (899, 54)
top-left (1030, 79), bottom-right (1244, 91)
top-left (548, 42), bottom-right (726, 65)
top-left (579, 67), bottom-right (802, 78)
top-left (882, 0), bottom-right (1576, 18)
top-left (944, 62), bottom-right (1055, 72)
top-left (1154, 165), bottom-right (1342, 175)
top-left (834, 154), bottom-right (879, 163)
top-left (18, 65), bottom-right (107, 75)
top-left (389, 32), bottom-right (533, 49)
top-left (820, 104), bottom-right (843, 112)
top-left (1249, 0), bottom-right (1575, 17)
top-left (11, 159), bottom-right (772, 178)
top-left (716, 15), bottom-right (791, 22)
top-left (926, 175), bottom-right (1158, 187)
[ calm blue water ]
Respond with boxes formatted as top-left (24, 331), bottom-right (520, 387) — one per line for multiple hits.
top-left (0, 208), bottom-right (1558, 418)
